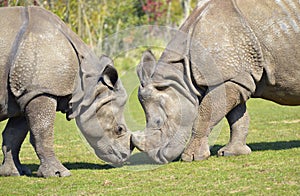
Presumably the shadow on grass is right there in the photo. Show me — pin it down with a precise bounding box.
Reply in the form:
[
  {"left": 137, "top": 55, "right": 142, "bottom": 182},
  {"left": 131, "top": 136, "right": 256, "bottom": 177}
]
[
  {"left": 25, "top": 162, "right": 113, "bottom": 171},
  {"left": 124, "top": 152, "right": 158, "bottom": 165},
  {"left": 248, "top": 140, "right": 300, "bottom": 151},
  {"left": 23, "top": 162, "right": 114, "bottom": 177},
  {"left": 64, "top": 162, "right": 114, "bottom": 170},
  {"left": 210, "top": 140, "right": 300, "bottom": 155}
]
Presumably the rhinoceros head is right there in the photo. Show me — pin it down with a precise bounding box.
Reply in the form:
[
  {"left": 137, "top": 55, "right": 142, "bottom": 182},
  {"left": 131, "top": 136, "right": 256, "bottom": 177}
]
[
  {"left": 132, "top": 50, "right": 199, "bottom": 163},
  {"left": 68, "top": 54, "right": 133, "bottom": 164}
]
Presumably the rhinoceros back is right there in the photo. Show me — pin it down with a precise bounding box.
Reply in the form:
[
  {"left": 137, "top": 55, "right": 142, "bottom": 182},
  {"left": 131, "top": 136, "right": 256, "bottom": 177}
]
[{"left": 6, "top": 7, "right": 79, "bottom": 111}]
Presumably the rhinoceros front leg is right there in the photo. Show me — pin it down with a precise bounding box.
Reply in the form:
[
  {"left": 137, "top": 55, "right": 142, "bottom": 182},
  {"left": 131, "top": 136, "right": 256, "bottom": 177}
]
[
  {"left": 181, "top": 82, "right": 251, "bottom": 161},
  {"left": 218, "top": 103, "right": 251, "bottom": 156},
  {"left": 0, "top": 116, "right": 31, "bottom": 176},
  {"left": 25, "top": 95, "right": 71, "bottom": 177}
]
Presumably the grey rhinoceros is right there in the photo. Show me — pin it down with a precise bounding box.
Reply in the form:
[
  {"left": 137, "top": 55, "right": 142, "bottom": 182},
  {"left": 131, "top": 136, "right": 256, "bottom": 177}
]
[
  {"left": 132, "top": 0, "right": 300, "bottom": 163},
  {"left": 0, "top": 6, "right": 132, "bottom": 177}
]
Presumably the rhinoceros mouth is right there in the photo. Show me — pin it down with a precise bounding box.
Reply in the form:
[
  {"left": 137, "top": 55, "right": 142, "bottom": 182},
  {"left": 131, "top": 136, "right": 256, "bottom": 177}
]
[
  {"left": 95, "top": 145, "right": 132, "bottom": 164},
  {"left": 112, "top": 148, "right": 131, "bottom": 164}
]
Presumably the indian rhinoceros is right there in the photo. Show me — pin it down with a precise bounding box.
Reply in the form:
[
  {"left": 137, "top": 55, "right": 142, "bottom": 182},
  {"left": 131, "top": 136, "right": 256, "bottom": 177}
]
[
  {"left": 0, "top": 6, "right": 132, "bottom": 177},
  {"left": 132, "top": 0, "right": 300, "bottom": 163}
]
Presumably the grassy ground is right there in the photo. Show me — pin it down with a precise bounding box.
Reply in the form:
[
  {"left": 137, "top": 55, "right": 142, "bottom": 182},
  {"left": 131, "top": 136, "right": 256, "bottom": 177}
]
[{"left": 0, "top": 95, "right": 299, "bottom": 195}]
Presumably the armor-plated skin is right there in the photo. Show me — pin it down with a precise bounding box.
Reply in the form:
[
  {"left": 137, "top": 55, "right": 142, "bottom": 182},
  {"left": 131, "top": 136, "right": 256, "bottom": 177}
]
[
  {"left": 132, "top": 0, "right": 300, "bottom": 163},
  {"left": 0, "top": 6, "right": 132, "bottom": 177}
]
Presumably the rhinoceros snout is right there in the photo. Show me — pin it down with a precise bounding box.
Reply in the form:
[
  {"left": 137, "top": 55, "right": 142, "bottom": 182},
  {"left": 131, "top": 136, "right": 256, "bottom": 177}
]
[{"left": 131, "top": 130, "right": 149, "bottom": 152}]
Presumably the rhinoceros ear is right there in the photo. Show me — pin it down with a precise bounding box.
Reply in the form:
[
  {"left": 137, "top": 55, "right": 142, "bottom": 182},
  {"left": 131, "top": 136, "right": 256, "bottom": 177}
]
[
  {"left": 102, "top": 65, "right": 118, "bottom": 89},
  {"left": 137, "top": 50, "right": 156, "bottom": 85},
  {"left": 99, "top": 55, "right": 118, "bottom": 89}
]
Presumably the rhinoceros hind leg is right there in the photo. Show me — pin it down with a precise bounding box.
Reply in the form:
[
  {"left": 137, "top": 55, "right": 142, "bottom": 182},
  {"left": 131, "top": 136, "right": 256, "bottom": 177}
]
[
  {"left": 25, "top": 95, "right": 71, "bottom": 177},
  {"left": 182, "top": 82, "right": 251, "bottom": 161},
  {"left": 218, "top": 103, "right": 252, "bottom": 156},
  {"left": 0, "top": 116, "right": 31, "bottom": 176}
]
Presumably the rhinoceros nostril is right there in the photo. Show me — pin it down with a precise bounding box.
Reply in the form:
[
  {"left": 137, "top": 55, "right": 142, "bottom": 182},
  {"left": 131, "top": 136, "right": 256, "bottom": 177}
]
[{"left": 120, "top": 152, "right": 129, "bottom": 161}]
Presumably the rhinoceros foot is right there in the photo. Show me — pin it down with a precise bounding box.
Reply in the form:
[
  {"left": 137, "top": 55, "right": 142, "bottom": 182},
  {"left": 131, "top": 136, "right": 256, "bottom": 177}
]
[
  {"left": 37, "top": 157, "right": 71, "bottom": 177},
  {"left": 0, "top": 162, "right": 31, "bottom": 176},
  {"left": 217, "top": 143, "right": 251, "bottom": 157},
  {"left": 181, "top": 136, "right": 210, "bottom": 162}
]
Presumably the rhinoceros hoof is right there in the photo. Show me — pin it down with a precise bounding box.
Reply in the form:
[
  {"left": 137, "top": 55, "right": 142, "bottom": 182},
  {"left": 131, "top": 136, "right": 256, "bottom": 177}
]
[
  {"left": 181, "top": 152, "right": 194, "bottom": 162},
  {"left": 181, "top": 151, "right": 210, "bottom": 162},
  {"left": 181, "top": 139, "right": 210, "bottom": 162},
  {"left": 181, "top": 146, "right": 210, "bottom": 162},
  {"left": 37, "top": 161, "right": 71, "bottom": 177},
  {"left": 193, "top": 151, "right": 210, "bottom": 161},
  {"left": 217, "top": 144, "right": 252, "bottom": 157},
  {"left": 0, "top": 162, "right": 30, "bottom": 176}
]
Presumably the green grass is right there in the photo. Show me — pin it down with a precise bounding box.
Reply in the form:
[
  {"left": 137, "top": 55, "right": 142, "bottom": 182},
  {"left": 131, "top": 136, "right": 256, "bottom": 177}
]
[{"left": 0, "top": 96, "right": 300, "bottom": 195}]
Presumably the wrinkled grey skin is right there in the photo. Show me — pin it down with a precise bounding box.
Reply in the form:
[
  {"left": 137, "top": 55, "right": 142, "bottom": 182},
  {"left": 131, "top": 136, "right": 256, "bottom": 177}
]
[
  {"left": 0, "top": 6, "right": 132, "bottom": 177},
  {"left": 132, "top": 0, "right": 300, "bottom": 163}
]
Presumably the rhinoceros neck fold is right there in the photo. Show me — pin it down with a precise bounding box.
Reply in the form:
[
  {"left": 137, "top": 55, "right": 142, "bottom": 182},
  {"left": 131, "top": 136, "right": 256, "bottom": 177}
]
[
  {"left": 158, "top": 3, "right": 210, "bottom": 99},
  {"left": 152, "top": 62, "right": 199, "bottom": 106},
  {"left": 68, "top": 53, "right": 108, "bottom": 119}
]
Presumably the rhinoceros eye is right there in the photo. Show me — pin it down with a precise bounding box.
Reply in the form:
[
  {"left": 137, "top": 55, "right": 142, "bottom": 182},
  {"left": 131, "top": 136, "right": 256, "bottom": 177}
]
[
  {"left": 155, "top": 119, "right": 162, "bottom": 127},
  {"left": 115, "top": 124, "right": 126, "bottom": 136},
  {"left": 155, "top": 86, "right": 168, "bottom": 91}
]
